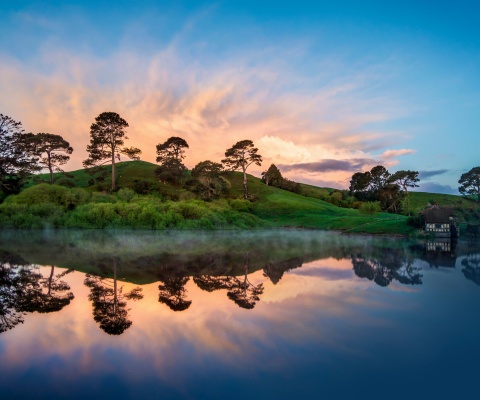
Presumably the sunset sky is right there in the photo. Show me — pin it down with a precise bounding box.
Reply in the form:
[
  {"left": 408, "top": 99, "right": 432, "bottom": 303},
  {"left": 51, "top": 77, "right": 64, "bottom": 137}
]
[{"left": 1, "top": 1, "right": 479, "bottom": 193}]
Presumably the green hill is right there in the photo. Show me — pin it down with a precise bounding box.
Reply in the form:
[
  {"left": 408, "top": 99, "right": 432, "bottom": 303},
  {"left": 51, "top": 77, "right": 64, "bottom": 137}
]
[{"left": 8, "top": 160, "right": 479, "bottom": 234}]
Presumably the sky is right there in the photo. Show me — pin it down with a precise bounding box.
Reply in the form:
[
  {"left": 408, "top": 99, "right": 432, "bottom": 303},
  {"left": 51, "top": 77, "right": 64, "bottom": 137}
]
[{"left": 1, "top": 0, "right": 479, "bottom": 193}]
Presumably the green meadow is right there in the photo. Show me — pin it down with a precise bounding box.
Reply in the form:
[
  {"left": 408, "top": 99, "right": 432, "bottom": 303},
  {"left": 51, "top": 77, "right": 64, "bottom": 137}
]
[{"left": 1, "top": 160, "right": 478, "bottom": 235}]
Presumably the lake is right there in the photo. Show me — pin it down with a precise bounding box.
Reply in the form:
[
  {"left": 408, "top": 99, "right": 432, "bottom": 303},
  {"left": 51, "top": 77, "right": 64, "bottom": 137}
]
[{"left": 1, "top": 229, "right": 479, "bottom": 399}]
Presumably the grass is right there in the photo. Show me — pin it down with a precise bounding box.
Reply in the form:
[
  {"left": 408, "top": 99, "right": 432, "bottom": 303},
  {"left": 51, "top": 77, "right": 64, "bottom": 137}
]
[{"left": 8, "top": 160, "right": 479, "bottom": 235}]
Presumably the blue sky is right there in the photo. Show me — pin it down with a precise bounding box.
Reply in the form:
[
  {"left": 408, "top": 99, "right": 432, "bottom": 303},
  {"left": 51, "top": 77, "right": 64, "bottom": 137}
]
[{"left": 1, "top": 0, "right": 479, "bottom": 193}]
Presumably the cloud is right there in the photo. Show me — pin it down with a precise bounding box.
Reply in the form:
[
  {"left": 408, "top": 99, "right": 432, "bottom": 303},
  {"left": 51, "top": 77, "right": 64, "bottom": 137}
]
[
  {"left": 278, "top": 158, "right": 380, "bottom": 173},
  {"left": 379, "top": 148, "right": 416, "bottom": 158},
  {"left": 414, "top": 182, "right": 458, "bottom": 194},
  {"left": 418, "top": 169, "right": 449, "bottom": 180}
]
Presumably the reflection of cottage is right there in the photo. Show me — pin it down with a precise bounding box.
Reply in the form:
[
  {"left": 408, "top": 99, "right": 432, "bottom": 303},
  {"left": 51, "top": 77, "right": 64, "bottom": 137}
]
[{"left": 421, "top": 205, "right": 458, "bottom": 238}]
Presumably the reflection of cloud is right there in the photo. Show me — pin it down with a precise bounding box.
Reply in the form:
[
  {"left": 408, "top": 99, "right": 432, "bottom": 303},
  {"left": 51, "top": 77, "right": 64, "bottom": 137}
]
[
  {"left": 419, "top": 169, "right": 449, "bottom": 179},
  {"left": 414, "top": 182, "right": 458, "bottom": 194}
]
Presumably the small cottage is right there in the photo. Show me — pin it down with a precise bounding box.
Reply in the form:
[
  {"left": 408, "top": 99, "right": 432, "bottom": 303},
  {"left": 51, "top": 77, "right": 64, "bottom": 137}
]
[{"left": 421, "top": 205, "right": 458, "bottom": 238}]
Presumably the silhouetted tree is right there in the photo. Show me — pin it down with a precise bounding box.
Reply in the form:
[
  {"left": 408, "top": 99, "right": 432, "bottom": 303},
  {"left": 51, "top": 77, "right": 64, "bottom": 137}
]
[
  {"left": 32, "top": 133, "right": 73, "bottom": 184},
  {"left": 193, "top": 275, "right": 234, "bottom": 292},
  {"left": 158, "top": 276, "right": 192, "bottom": 311},
  {"left": 261, "top": 164, "right": 283, "bottom": 186},
  {"left": 390, "top": 170, "right": 419, "bottom": 215},
  {"left": 83, "top": 112, "right": 141, "bottom": 190},
  {"left": 222, "top": 140, "right": 262, "bottom": 199},
  {"left": 155, "top": 137, "right": 189, "bottom": 185},
  {"left": 84, "top": 258, "right": 143, "bottom": 335},
  {"left": 0, "top": 114, "right": 39, "bottom": 197},
  {"left": 458, "top": 166, "right": 480, "bottom": 203}
]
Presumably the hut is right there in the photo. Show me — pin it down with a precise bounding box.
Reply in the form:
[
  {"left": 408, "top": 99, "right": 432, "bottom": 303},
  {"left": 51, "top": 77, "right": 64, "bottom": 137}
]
[{"left": 421, "top": 205, "right": 458, "bottom": 238}]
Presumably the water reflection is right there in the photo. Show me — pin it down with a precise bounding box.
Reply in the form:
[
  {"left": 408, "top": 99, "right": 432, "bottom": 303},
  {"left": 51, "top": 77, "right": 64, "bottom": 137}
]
[
  {"left": 1, "top": 251, "right": 74, "bottom": 333},
  {"left": 1, "top": 230, "right": 480, "bottom": 336},
  {"left": 351, "top": 247, "right": 422, "bottom": 287},
  {"left": 85, "top": 258, "right": 144, "bottom": 335},
  {"left": 461, "top": 253, "right": 480, "bottom": 286}
]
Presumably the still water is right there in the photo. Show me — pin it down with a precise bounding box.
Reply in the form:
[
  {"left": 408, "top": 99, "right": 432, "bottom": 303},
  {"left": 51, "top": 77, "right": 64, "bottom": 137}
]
[{"left": 1, "top": 230, "right": 479, "bottom": 399}]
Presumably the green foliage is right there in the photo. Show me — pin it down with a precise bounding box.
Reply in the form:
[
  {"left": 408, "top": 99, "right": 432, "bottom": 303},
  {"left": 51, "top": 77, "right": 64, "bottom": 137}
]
[
  {"left": 91, "top": 192, "right": 117, "bottom": 203},
  {"left": 229, "top": 199, "right": 254, "bottom": 212},
  {"left": 116, "top": 188, "right": 136, "bottom": 202},
  {"left": 406, "top": 214, "right": 425, "bottom": 228},
  {"left": 55, "top": 177, "right": 76, "bottom": 187},
  {"left": 359, "top": 201, "right": 382, "bottom": 215},
  {"left": 458, "top": 166, "right": 480, "bottom": 203}
]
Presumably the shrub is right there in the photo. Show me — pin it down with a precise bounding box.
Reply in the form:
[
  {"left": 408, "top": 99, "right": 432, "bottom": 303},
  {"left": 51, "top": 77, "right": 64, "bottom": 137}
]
[
  {"left": 55, "top": 177, "right": 77, "bottom": 188},
  {"left": 359, "top": 201, "right": 381, "bottom": 215},
  {"left": 116, "top": 188, "right": 136, "bottom": 203},
  {"left": 91, "top": 192, "right": 117, "bottom": 203},
  {"left": 229, "top": 199, "right": 253, "bottom": 212}
]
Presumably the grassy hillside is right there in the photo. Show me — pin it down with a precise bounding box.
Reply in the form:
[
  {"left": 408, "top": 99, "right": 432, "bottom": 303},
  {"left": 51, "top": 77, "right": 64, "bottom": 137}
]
[{"left": 11, "top": 160, "right": 479, "bottom": 234}]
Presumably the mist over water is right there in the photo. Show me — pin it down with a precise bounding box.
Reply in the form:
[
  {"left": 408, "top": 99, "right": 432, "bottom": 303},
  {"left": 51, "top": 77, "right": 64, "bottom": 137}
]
[{"left": 1, "top": 229, "right": 479, "bottom": 399}]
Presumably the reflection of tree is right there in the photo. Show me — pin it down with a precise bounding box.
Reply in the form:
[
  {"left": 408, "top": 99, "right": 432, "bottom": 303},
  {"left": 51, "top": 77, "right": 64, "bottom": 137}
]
[
  {"left": 0, "top": 263, "right": 25, "bottom": 333},
  {"left": 263, "top": 257, "right": 303, "bottom": 285},
  {"left": 85, "top": 258, "right": 143, "bottom": 335},
  {"left": 16, "top": 265, "right": 74, "bottom": 313},
  {"left": 461, "top": 253, "right": 480, "bottom": 286},
  {"left": 158, "top": 277, "right": 192, "bottom": 311},
  {"left": 194, "top": 254, "right": 264, "bottom": 310},
  {"left": 1, "top": 252, "right": 74, "bottom": 333},
  {"left": 223, "top": 253, "right": 264, "bottom": 309},
  {"left": 351, "top": 249, "right": 422, "bottom": 287}
]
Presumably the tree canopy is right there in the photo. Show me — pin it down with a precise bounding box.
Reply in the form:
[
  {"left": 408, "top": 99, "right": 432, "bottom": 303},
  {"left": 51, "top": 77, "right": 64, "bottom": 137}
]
[
  {"left": 83, "top": 112, "right": 141, "bottom": 190},
  {"left": 0, "top": 114, "right": 39, "bottom": 197},
  {"left": 155, "top": 136, "right": 189, "bottom": 185},
  {"left": 222, "top": 140, "right": 262, "bottom": 199},
  {"left": 190, "top": 160, "right": 225, "bottom": 199},
  {"left": 32, "top": 133, "right": 73, "bottom": 184},
  {"left": 458, "top": 166, "right": 480, "bottom": 203}
]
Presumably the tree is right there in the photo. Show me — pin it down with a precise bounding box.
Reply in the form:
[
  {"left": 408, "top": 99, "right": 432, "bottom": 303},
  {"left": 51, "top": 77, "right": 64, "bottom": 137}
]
[
  {"left": 261, "top": 164, "right": 283, "bottom": 186},
  {"left": 0, "top": 114, "right": 39, "bottom": 196},
  {"left": 458, "top": 166, "right": 480, "bottom": 203},
  {"left": 370, "top": 165, "right": 391, "bottom": 192},
  {"left": 84, "top": 258, "right": 143, "bottom": 335},
  {"left": 349, "top": 171, "right": 372, "bottom": 197},
  {"left": 155, "top": 137, "right": 189, "bottom": 185},
  {"left": 83, "top": 112, "right": 141, "bottom": 190},
  {"left": 190, "top": 160, "right": 225, "bottom": 200},
  {"left": 156, "top": 136, "right": 189, "bottom": 164},
  {"left": 390, "top": 170, "right": 419, "bottom": 215},
  {"left": 222, "top": 140, "right": 262, "bottom": 199},
  {"left": 32, "top": 133, "right": 73, "bottom": 184}
]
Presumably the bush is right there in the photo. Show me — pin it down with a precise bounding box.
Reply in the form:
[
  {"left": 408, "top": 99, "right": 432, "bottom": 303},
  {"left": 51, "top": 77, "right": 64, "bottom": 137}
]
[
  {"left": 91, "top": 192, "right": 117, "bottom": 203},
  {"left": 116, "top": 188, "right": 136, "bottom": 203},
  {"left": 55, "top": 177, "right": 77, "bottom": 188},
  {"left": 406, "top": 214, "right": 425, "bottom": 228},
  {"left": 359, "top": 201, "right": 381, "bottom": 215},
  {"left": 229, "top": 199, "right": 253, "bottom": 212}
]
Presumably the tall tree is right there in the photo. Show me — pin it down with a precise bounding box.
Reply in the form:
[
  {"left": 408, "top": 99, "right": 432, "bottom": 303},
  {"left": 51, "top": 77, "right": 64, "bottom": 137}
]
[
  {"left": 155, "top": 137, "right": 189, "bottom": 185},
  {"left": 458, "top": 166, "right": 480, "bottom": 203},
  {"left": 190, "top": 160, "right": 224, "bottom": 200},
  {"left": 370, "top": 165, "right": 391, "bottom": 192},
  {"left": 390, "top": 170, "right": 419, "bottom": 215},
  {"left": 32, "top": 133, "right": 73, "bottom": 184},
  {"left": 0, "top": 114, "right": 39, "bottom": 196},
  {"left": 83, "top": 112, "right": 141, "bottom": 190},
  {"left": 222, "top": 140, "right": 262, "bottom": 199}
]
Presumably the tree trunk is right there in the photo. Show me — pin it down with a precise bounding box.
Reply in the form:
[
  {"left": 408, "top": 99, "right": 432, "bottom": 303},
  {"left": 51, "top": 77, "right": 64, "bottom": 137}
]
[
  {"left": 48, "top": 152, "right": 54, "bottom": 184},
  {"left": 48, "top": 265, "right": 54, "bottom": 296},
  {"left": 113, "top": 258, "right": 118, "bottom": 313},
  {"left": 242, "top": 167, "right": 248, "bottom": 199},
  {"left": 111, "top": 152, "right": 116, "bottom": 190}
]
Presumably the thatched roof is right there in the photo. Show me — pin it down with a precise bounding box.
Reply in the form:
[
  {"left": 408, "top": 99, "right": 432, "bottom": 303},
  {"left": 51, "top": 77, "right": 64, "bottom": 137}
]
[{"left": 421, "top": 205, "right": 455, "bottom": 223}]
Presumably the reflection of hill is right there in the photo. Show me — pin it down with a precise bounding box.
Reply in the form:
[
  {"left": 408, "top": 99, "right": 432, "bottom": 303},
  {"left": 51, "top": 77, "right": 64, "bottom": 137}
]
[{"left": 1, "top": 230, "right": 480, "bottom": 289}]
